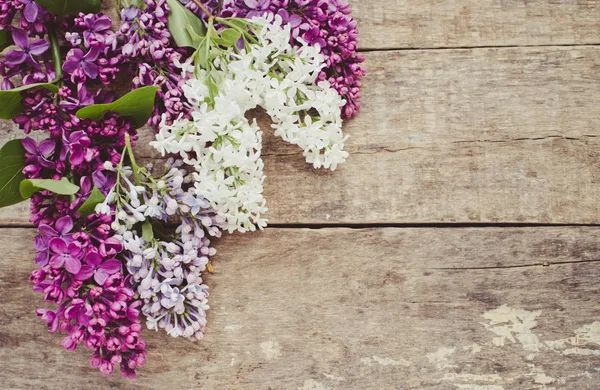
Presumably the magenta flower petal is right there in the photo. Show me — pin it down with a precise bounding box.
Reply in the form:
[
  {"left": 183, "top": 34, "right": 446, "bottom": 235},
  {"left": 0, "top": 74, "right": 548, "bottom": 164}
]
[
  {"left": 55, "top": 216, "right": 73, "bottom": 235},
  {"left": 49, "top": 254, "right": 66, "bottom": 269},
  {"left": 81, "top": 61, "right": 99, "bottom": 79},
  {"left": 11, "top": 29, "right": 29, "bottom": 49},
  {"left": 38, "top": 139, "right": 56, "bottom": 157},
  {"left": 28, "top": 39, "right": 49, "bottom": 56},
  {"left": 244, "top": 0, "right": 259, "bottom": 7},
  {"left": 75, "top": 265, "right": 95, "bottom": 281},
  {"left": 5, "top": 50, "right": 27, "bottom": 67},
  {"left": 94, "top": 269, "right": 110, "bottom": 286},
  {"left": 99, "top": 259, "right": 121, "bottom": 275},
  {"left": 49, "top": 237, "right": 67, "bottom": 254},
  {"left": 84, "top": 252, "right": 103, "bottom": 267},
  {"left": 23, "top": 1, "right": 39, "bottom": 23},
  {"left": 64, "top": 256, "right": 82, "bottom": 274},
  {"left": 92, "top": 16, "right": 112, "bottom": 32},
  {"left": 38, "top": 224, "right": 58, "bottom": 237},
  {"left": 21, "top": 137, "right": 38, "bottom": 154}
]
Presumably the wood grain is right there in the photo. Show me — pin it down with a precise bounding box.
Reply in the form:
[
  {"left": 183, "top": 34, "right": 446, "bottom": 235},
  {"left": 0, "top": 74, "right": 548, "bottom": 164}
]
[
  {"left": 104, "top": 0, "right": 600, "bottom": 50},
  {"left": 2, "top": 46, "right": 600, "bottom": 225},
  {"left": 350, "top": 0, "right": 600, "bottom": 50},
  {"left": 0, "top": 227, "right": 598, "bottom": 389}
]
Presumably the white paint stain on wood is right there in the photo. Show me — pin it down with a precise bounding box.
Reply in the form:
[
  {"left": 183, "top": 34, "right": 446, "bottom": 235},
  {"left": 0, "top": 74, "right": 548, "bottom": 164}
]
[
  {"left": 534, "top": 373, "right": 556, "bottom": 385},
  {"left": 224, "top": 324, "right": 243, "bottom": 332},
  {"left": 260, "top": 340, "right": 282, "bottom": 360},
  {"left": 462, "top": 343, "right": 482, "bottom": 354},
  {"left": 546, "top": 322, "right": 600, "bottom": 356},
  {"left": 360, "top": 356, "right": 412, "bottom": 367},
  {"left": 481, "top": 305, "right": 542, "bottom": 351},
  {"left": 322, "top": 373, "right": 345, "bottom": 382},
  {"left": 426, "top": 347, "right": 457, "bottom": 370},
  {"left": 297, "top": 379, "right": 331, "bottom": 390}
]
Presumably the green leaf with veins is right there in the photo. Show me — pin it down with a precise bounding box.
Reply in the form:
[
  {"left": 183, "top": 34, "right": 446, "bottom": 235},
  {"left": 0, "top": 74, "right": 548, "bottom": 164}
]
[
  {"left": 76, "top": 86, "right": 159, "bottom": 128},
  {"left": 166, "top": 0, "right": 206, "bottom": 48},
  {"left": 0, "top": 83, "right": 58, "bottom": 120},
  {"left": 20, "top": 178, "right": 80, "bottom": 199},
  {"left": 33, "top": 0, "right": 101, "bottom": 18},
  {"left": 0, "top": 140, "right": 27, "bottom": 208}
]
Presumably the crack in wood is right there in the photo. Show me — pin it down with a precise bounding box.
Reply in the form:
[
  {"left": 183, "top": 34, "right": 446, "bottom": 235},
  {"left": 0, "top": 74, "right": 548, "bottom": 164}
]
[{"left": 433, "top": 259, "right": 600, "bottom": 271}]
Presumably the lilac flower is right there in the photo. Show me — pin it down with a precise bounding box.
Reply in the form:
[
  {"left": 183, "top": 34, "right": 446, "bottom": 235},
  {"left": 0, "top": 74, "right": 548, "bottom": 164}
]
[
  {"left": 22, "top": 137, "right": 56, "bottom": 169},
  {"left": 49, "top": 237, "right": 83, "bottom": 274},
  {"left": 303, "top": 27, "right": 326, "bottom": 48},
  {"left": 76, "top": 252, "right": 122, "bottom": 286},
  {"left": 79, "top": 14, "right": 113, "bottom": 48},
  {"left": 63, "top": 47, "right": 100, "bottom": 81},
  {"left": 244, "top": 0, "right": 271, "bottom": 18},
  {"left": 4, "top": 28, "right": 48, "bottom": 68},
  {"left": 17, "top": 0, "right": 39, "bottom": 23},
  {"left": 38, "top": 215, "right": 74, "bottom": 242}
]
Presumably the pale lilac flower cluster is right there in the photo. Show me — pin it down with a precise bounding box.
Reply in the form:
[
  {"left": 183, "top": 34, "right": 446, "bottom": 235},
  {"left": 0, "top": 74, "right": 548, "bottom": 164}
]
[
  {"left": 152, "top": 15, "right": 347, "bottom": 232},
  {"left": 97, "top": 158, "right": 223, "bottom": 339},
  {"left": 184, "top": 0, "right": 366, "bottom": 118}
]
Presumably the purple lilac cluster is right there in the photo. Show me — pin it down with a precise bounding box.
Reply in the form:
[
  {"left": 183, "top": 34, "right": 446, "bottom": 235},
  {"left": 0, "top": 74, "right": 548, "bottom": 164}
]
[
  {"left": 0, "top": 0, "right": 52, "bottom": 89},
  {"left": 22, "top": 109, "right": 146, "bottom": 378},
  {"left": 184, "top": 0, "right": 366, "bottom": 119},
  {"left": 119, "top": 0, "right": 190, "bottom": 126},
  {"left": 0, "top": 2, "right": 147, "bottom": 378}
]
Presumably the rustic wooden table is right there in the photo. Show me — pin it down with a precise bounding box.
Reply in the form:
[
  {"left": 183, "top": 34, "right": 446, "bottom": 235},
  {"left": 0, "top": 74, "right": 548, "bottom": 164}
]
[{"left": 1, "top": 1, "right": 599, "bottom": 389}]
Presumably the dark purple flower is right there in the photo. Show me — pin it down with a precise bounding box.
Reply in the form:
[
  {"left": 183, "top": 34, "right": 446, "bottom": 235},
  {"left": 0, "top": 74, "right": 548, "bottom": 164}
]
[
  {"left": 22, "top": 137, "right": 56, "bottom": 169},
  {"left": 17, "top": 0, "right": 40, "bottom": 23},
  {"left": 49, "top": 237, "right": 83, "bottom": 274},
  {"left": 4, "top": 28, "right": 48, "bottom": 68},
  {"left": 75, "top": 252, "right": 122, "bottom": 286},
  {"left": 38, "top": 215, "right": 74, "bottom": 242},
  {"left": 303, "top": 27, "right": 326, "bottom": 48},
  {"left": 63, "top": 47, "right": 100, "bottom": 81}
]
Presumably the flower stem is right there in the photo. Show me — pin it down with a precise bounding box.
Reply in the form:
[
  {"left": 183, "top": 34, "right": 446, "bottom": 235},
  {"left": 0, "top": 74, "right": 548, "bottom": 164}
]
[
  {"left": 48, "top": 28, "right": 62, "bottom": 82},
  {"left": 125, "top": 134, "right": 141, "bottom": 185},
  {"left": 191, "top": 0, "right": 214, "bottom": 19}
]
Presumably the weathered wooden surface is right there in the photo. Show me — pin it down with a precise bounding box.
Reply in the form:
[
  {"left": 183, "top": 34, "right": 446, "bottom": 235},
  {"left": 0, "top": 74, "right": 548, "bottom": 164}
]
[
  {"left": 3, "top": 46, "right": 600, "bottom": 225},
  {"left": 351, "top": 0, "right": 600, "bottom": 50},
  {"left": 0, "top": 228, "right": 598, "bottom": 389},
  {"left": 2, "top": 1, "right": 600, "bottom": 389},
  {"left": 104, "top": 0, "right": 600, "bottom": 50}
]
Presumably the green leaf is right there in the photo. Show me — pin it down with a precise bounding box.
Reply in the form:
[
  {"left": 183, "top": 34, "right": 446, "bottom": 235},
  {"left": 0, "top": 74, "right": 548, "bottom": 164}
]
[
  {"left": 76, "top": 86, "right": 159, "bottom": 128},
  {"left": 0, "top": 28, "right": 13, "bottom": 51},
  {"left": 77, "top": 186, "right": 105, "bottom": 217},
  {"left": 215, "top": 28, "right": 241, "bottom": 47},
  {"left": 128, "top": 0, "right": 147, "bottom": 9},
  {"left": 33, "top": 0, "right": 101, "bottom": 17},
  {"left": 142, "top": 221, "right": 154, "bottom": 242},
  {"left": 20, "top": 178, "right": 80, "bottom": 199},
  {"left": 166, "top": 0, "right": 207, "bottom": 48},
  {"left": 0, "top": 139, "right": 27, "bottom": 208},
  {"left": 0, "top": 83, "right": 58, "bottom": 120}
]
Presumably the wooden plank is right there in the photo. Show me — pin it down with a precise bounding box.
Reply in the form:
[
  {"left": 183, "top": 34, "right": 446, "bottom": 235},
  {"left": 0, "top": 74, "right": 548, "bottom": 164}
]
[
  {"left": 350, "top": 0, "right": 600, "bottom": 50},
  {"left": 0, "top": 227, "right": 598, "bottom": 388},
  {"left": 2, "top": 46, "right": 600, "bottom": 225},
  {"left": 105, "top": 0, "right": 600, "bottom": 50}
]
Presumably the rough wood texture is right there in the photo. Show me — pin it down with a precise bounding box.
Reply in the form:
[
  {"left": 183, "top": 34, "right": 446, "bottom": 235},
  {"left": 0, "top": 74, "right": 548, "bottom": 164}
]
[
  {"left": 0, "top": 227, "right": 598, "bottom": 389},
  {"left": 2, "top": 46, "right": 600, "bottom": 225},
  {"left": 351, "top": 0, "right": 600, "bottom": 50}
]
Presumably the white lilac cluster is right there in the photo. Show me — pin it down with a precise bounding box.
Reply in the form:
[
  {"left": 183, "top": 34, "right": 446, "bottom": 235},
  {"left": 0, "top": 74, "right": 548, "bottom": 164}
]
[
  {"left": 151, "top": 14, "right": 348, "bottom": 233},
  {"left": 96, "top": 159, "right": 222, "bottom": 339}
]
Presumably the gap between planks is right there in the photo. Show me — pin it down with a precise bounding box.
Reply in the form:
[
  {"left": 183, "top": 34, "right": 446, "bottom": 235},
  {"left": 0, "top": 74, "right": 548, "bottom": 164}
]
[{"left": 358, "top": 42, "right": 600, "bottom": 53}]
